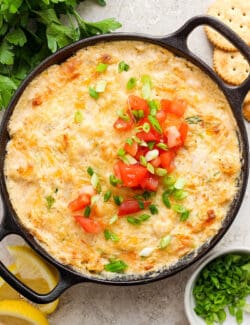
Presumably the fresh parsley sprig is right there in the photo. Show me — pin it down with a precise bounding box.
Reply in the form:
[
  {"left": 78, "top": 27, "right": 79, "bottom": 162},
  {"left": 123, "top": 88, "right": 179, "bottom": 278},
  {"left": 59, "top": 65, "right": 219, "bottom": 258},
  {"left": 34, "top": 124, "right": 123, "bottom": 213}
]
[{"left": 0, "top": 0, "right": 121, "bottom": 110}]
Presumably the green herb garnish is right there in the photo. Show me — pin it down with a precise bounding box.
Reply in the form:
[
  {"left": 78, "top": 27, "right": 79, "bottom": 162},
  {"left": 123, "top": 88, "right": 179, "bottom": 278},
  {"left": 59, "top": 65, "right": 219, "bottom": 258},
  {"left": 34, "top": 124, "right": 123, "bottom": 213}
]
[
  {"left": 96, "top": 62, "right": 108, "bottom": 72},
  {"left": 159, "top": 235, "right": 172, "bottom": 249},
  {"left": 46, "top": 195, "right": 55, "bottom": 209},
  {"left": 104, "top": 229, "right": 119, "bottom": 242},
  {"left": 127, "top": 214, "right": 151, "bottom": 225},
  {"left": 149, "top": 204, "right": 158, "bottom": 215},
  {"left": 109, "top": 174, "right": 122, "bottom": 186},
  {"left": 84, "top": 206, "right": 91, "bottom": 217},
  {"left": 118, "top": 61, "right": 130, "bottom": 72},
  {"left": 104, "top": 259, "right": 128, "bottom": 273},
  {"left": 89, "top": 87, "right": 99, "bottom": 99},
  {"left": 141, "top": 75, "right": 152, "bottom": 100},
  {"left": 162, "top": 191, "right": 171, "bottom": 208},
  {"left": 148, "top": 115, "right": 162, "bottom": 134},
  {"left": 113, "top": 195, "right": 123, "bottom": 206},
  {"left": 185, "top": 116, "right": 203, "bottom": 124},
  {"left": 104, "top": 190, "right": 112, "bottom": 202},
  {"left": 148, "top": 100, "right": 159, "bottom": 116},
  {"left": 87, "top": 166, "right": 94, "bottom": 176},
  {"left": 126, "top": 77, "right": 137, "bottom": 90}
]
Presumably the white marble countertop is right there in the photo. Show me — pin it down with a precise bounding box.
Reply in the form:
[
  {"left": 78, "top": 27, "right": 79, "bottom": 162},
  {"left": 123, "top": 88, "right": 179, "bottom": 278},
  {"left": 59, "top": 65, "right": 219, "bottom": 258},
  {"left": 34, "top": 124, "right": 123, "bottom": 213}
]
[{"left": 1, "top": 1, "right": 250, "bottom": 324}]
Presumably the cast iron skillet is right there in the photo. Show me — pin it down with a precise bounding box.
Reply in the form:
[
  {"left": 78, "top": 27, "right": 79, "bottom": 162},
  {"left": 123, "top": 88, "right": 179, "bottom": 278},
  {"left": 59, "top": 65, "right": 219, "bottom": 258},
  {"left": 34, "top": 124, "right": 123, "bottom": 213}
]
[{"left": 0, "top": 15, "right": 249, "bottom": 304}]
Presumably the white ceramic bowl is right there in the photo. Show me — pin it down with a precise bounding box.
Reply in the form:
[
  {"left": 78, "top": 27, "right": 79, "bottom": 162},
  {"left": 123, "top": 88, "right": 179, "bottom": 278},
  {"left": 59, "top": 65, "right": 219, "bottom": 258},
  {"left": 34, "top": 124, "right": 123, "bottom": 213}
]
[{"left": 184, "top": 247, "right": 250, "bottom": 325}]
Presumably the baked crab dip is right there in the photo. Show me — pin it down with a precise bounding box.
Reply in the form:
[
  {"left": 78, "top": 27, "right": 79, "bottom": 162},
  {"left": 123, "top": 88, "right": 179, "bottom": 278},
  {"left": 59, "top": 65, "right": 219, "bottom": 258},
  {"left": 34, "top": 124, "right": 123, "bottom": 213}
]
[{"left": 4, "top": 41, "right": 241, "bottom": 277}]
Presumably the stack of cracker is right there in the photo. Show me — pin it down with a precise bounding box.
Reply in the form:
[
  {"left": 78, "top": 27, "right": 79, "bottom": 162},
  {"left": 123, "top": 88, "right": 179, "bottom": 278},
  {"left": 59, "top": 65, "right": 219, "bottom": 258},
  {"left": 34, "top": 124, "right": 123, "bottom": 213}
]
[{"left": 205, "top": 0, "right": 250, "bottom": 121}]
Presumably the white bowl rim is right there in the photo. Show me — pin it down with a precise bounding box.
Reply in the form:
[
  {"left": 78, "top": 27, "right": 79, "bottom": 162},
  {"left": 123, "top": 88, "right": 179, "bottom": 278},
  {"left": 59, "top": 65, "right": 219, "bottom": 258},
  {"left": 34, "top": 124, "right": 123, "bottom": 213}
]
[{"left": 184, "top": 246, "right": 250, "bottom": 325}]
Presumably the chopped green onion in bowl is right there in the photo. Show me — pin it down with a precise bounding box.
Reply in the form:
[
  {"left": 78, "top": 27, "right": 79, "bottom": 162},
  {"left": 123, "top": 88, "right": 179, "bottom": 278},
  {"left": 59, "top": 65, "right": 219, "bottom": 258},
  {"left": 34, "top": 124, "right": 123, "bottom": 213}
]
[{"left": 184, "top": 248, "right": 250, "bottom": 325}]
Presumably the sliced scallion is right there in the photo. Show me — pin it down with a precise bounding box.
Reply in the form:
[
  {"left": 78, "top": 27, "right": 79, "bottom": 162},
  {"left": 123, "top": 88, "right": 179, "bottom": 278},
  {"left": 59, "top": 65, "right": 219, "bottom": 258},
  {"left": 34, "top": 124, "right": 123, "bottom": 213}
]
[
  {"left": 87, "top": 166, "right": 94, "bottom": 176},
  {"left": 148, "top": 115, "right": 162, "bottom": 134},
  {"left": 104, "top": 190, "right": 112, "bottom": 202},
  {"left": 159, "top": 235, "right": 172, "bottom": 249},
  {"left": 96, "top": 62, "right": 108, "bottom": 72},
  {"left": 89, "top": 87, "right": 99, "bottom": 99},
  {"left": 155, "top": 168, "right": 167, "bottom": 176},
  {"left": 104, "top": 229, "right": 119, "bottom": 242},
  {"left": 109, "top": 174, "right": 122, "bottom": 186},
  {"left": 104, "top": 259, "right": 127, "bottom": 273},
  {"left": 162, "top": 191, "right": 171, "bottom": 208},
  {"left": 109, "top": 215, "right": 118, "bottom": 225},
  {"left": 96, "top": 80, "right": 107, "bottom": 93},
  {"left": 145, "top": 149, "right": 159, "bottom": 162},
  {"left": 149, "top": 204, "right": 158, "bottom": 214},
  {"left": 84, "top": 206, "right": 91, "bottom": 217},
  {"left": 118, "top": 61, "right": 130, "bottom": 73},
  {"left": 141, "top": 75, "right": 152, "bottom": 100},
  {"left": 142, "top": 122, "right": 150, "bottom": 133},
  {"left": 147, "top": 162, "right": 154, "bottom": 174},
  {"left": 126, "top": 77, "right": 137, "bottom": 90},
  {"left": 113, "top": 195, "right": 123, "bottom": 206}
]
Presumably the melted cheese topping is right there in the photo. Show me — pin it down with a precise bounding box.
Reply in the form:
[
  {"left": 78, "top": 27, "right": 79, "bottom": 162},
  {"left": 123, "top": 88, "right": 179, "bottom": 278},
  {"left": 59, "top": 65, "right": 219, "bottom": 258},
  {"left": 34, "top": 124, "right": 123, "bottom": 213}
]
[{"left": 4, "top": 41, "right": 241, "bottom": 277}]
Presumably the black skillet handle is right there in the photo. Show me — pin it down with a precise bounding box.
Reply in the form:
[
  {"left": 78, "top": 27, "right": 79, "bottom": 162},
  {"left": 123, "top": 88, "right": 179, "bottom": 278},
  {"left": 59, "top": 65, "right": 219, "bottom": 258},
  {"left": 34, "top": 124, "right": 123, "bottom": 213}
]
[
  {"left": 161, "top": 15, "right": 250, "bottom": 106},
  {"left": 0, "top": 213, "right": 83, "bottom": 304}
]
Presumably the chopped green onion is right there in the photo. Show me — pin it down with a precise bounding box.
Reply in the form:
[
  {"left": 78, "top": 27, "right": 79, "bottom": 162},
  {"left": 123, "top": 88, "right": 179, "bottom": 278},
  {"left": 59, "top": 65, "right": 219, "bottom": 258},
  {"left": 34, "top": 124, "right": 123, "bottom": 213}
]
[
  {"left": 104, "top": 229, "right": 119, "bottom": 242},
  {"left": 162, "top": 191, "right": 171, "bottom": 208},
  {"left": 174, "top": 177, "right": 186, "bottom": 189},
  {"left": 84, "top": 206, "right": 91, "bottom": 217},
  {"left": 155, "top": 168, "right": 167, "bottom": 176},
  {"left": 104, "top": 260, "right": 128, "bottom": 273},
  {"left": 118, "top": 61, "right": 130, "bottom": 73},
  {"left": 147, "top": 141, "right": 155, "bottom": 150},
  {"left": 163, "top": 175, "right": 176, "bottom": 187},
  {"left": 89, "top": 87, "right": 99, "bottom": 99},
  {"left": 126, "top": 138, "right": 133, "bottom": 145},
  {"left": 142, "top": 191, "right": 152, "bottom": 200},
  {"left": 96, "top": 62, "right": 108, "bottom": 72},
  {"left": 109, "top": 174, "right": 122, "bottom": 186},
  {"left": 149, "top": 204, "right": 158, "bottom": 214},
  {"left": 126, "top": 77, "right": 137, "bottom": 90},
  {"left": 173, "top": 189, "right": 188, "bottom": 201},
  {"left": 46, "top": 195, "right": 55, "bottom": 209},
  {"left": 104, "top": 190, "right": 112, "bottom": 202},
  {"left": 140, "top": 155, "right": 147, "bottom": 166},
  {"left": 159, "top": 235, "right": 172, "bottom": 249},
  {"left": 172, "top": 204, "right": 186, "bottom": 213},
  {"left": 117, "top": 110, "right": 130, "bottom": 122},
  {"left": 148, "top": 115, "right": 162, "bottom": 134},
  {"left": 157, "top": 143, "right": 168, "bottom": 150},
  {"left": 127, "top": 214, "right": 151, "bottom": 225},
  {"left": 74, "top": 110, "right": 83, "bottom": 123},
  {"left": 109, "top": 215, "right": 118, "bottom": 225},
  {"left": 91, "top": 173, "right": 101, "bottom": 193},
  {"left": 87, "top": 166, "right": 94, "bottom": 176},
  {"left": 180, "top": 210, "right": 190, "bottom": 221},
  {"left": 142, "top": 122, "right": 150, "bottom": 133},
  {"left": 141, "top": 75, "right": 152, "bottom": 100},
  {"left": 138, "top": 200, "right": 144, "bottom": 209},
  {"left": 117, "top": 148, "right": 126, "bottom": 157},
  {"left": 119, "top": 154, "right": 137, "bottom": 165},
  {"left": 132, "top": 109, "right": 144, "bottom": 120},
  {"left": 91, "top": 194, "right": 99, "bottom": 205},
  {"left": 113, "top": 195, "right": 123, "bottom": 206},
  {"left": 139, "top": 247, "right": 154, "bottom": 257},
  {"left": 147, "top": 162, "right": 154, "bottom": 174},
  {"left": 185, "top": 116, "right": 202, "bottom": 124},
  {"left": 145, "top": 149, "right": 159, "bottom": 162},
  {"left": 148, "top": 100, "right": 159, "bottom": 116},
  {"left": 132, "top": 135, "right": 142, "bottom": 144},
  {"left": 96, "top": 80, "right": 107, "bottom": 93}
]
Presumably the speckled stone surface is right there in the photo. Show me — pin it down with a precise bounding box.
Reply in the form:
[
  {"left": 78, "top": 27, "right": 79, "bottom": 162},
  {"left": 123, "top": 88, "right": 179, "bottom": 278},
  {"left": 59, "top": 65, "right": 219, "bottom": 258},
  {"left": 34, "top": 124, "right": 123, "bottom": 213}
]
[{"left": 1, "top": 1, "right": 250, "bottom": 324}]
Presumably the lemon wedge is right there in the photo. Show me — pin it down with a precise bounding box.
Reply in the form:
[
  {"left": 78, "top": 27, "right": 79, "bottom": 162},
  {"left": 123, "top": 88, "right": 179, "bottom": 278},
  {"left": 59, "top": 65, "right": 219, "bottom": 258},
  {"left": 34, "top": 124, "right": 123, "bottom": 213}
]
[
  {"left": 0, "top": 264, "right": 20, "bottom": 301},
  {"left": 0, "top": 300, "right": 49, "bottom": 325},
  {"left": 5, "top": 245, "right": 59, "bottom": 314}
]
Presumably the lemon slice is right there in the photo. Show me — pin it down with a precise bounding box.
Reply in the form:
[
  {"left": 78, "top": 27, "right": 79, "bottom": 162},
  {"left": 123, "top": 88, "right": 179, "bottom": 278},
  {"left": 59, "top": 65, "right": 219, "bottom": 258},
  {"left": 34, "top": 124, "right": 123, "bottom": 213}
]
[
  {"left": 6, "top": 245, "right": 59, "bottom": 314},
  {"left": 0, "top": 300, "right": 49, "bottom": 325},
  {"left": 0, "top": 264, "right": 20, "bottom": 301}
]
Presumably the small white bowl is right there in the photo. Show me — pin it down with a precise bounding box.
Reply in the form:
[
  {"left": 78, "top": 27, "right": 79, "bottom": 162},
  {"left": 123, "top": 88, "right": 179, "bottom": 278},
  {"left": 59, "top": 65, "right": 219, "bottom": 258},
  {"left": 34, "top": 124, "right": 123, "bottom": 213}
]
[{"left": 184, "top": 247, "right": 250, "bottom": 325}]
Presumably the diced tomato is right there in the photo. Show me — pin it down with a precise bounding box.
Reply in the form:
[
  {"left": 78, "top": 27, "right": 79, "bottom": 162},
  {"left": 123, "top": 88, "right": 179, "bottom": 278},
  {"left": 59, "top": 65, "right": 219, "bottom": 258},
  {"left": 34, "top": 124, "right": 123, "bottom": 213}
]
[
  {"left": 118, "top": 199, "right": 151, "bottom": 216},
  {"left": 117, "top": 161, "right": 148, "bottom": 187},
  {"left": 74, "top": 216, "right": 102, "bottom": 234},
  {"left": 150, "top": 156, "right": 161, "bottom": 168},
  {"left": 113, "top": 117, "right": 133, "bottom": 131},
  {"left": 162, "top": 113, "right": 182, "bottom": 132},
  {"left": 128, "top": 95, "right": 149, "bottom": 116},
  {"left": 160, "top": 150, "right": 176, "bottom": 172},
  {"left": 156, "top": 110, "right": 167, "bottom": 124},
  {"left": 161, "top": 98, "right": 187, "bottom": 117},
  {"left": 141, "top": 174, "right": 159, "bottom": 191},
  {"left": 114, "top": 161, "right": 122, "bottom": 180},
  {"left": 161, "top": 99, "right": 172, "bottom": 113},
  {"left": 124, "top": 141, "right": 138, "bottom": 157},
  {"left": 135, "top": 146, "right": 148, "bottom": 161},
  {"left": 137, "top": 128, "right": 162, "bottom": 142},
  {"left": 179, "top": 122, "right": 189, "bottom": 145},
  {"left": 166, "top": 126, "right": 182, "bottom": 148},
  {"left": 68, "top": 194, "right": 90, "bottom": 212},
  {"left": 79, "top": 185, "right": 95, "bottom": 196}
]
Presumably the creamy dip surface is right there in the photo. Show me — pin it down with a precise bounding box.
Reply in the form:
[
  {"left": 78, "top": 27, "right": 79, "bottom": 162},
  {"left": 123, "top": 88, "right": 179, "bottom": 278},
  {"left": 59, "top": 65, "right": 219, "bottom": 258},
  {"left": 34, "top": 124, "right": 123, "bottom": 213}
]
[{"left": 4, "top": 41, "right": 241, "bottom": 277}]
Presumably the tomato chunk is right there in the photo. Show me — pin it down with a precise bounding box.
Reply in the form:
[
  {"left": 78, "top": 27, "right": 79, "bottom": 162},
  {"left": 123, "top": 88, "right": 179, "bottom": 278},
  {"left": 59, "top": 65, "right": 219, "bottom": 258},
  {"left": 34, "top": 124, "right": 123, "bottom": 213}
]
[
  {"left": 141, "top": 174, "right": 159, "bottom": 191},
  {"left": 166, "top": 126, "right": 182, "bottom": 148},
  {"left": 150, "top": 156, "right": 161, "bottom": 168},
  {"left": 156, "top": 110, "right": 167, "bottom": 124},
  {"left": 161, "top": 99, "right": 187, "bottom": 117},
  {"left": 124, "top": 141, "right": 138, "bottom": 157},
  {"left": 128, "top": 95, "right": 149, "bottom": 116},
  {"left": 160, "top": 150, "right": 176, "bottom": 172},
  {"left": 118, "top": 199, "right": 151, "bottom": 216},
  {"left": 113, "top": 117, "right": 133, "bottom": 131},
  {"left": 118, "top": 161, "right": 148, "bottom": 187},
  {"left": 179, "top": 122, "right": 189, "bottom": 145},
  {"left": 68, "top": 194, "right": 90, "bottom": 211},
  {"left": 74, "top": 216, "right": 102, "bottom": 234}
]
